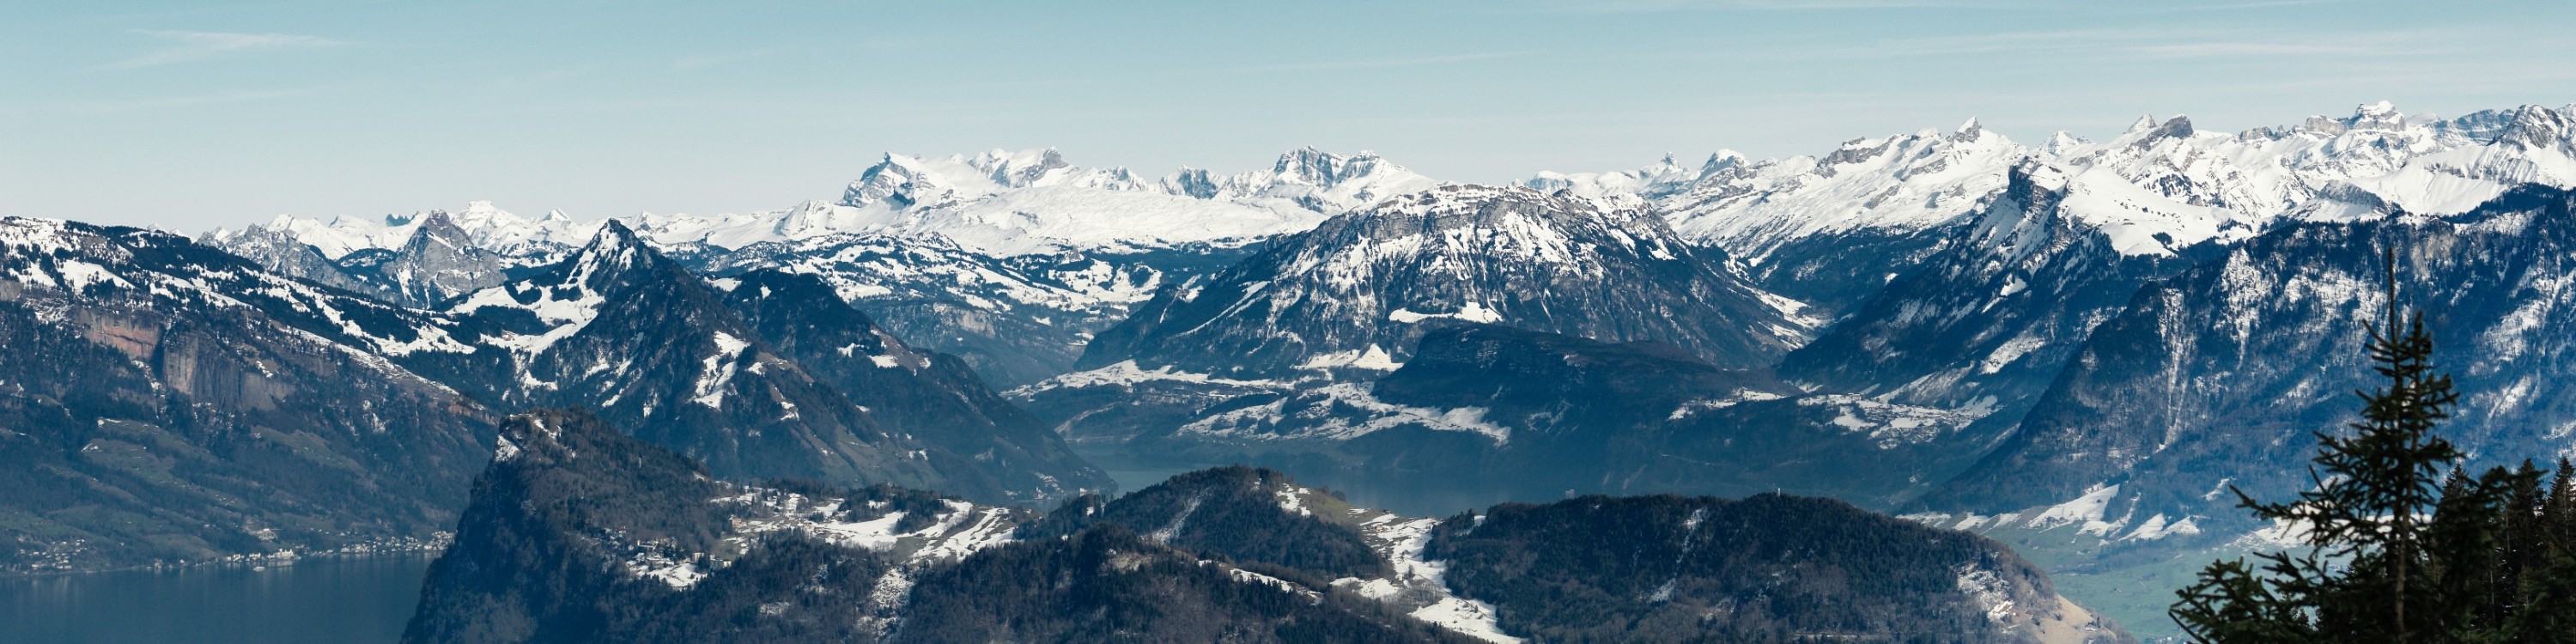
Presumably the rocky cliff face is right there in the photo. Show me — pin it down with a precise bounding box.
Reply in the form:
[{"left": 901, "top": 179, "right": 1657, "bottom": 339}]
[
  {"left": 1924, "top": 185, "right": 2576, "bottom": 535},
  {"left": 0, "top": 216, "right": 494, "bottom": 574},
  {"left": 365, "top": 210, "right": 515, "bottom": 307}
]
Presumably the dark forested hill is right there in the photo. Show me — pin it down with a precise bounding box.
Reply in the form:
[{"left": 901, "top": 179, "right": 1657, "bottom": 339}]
[
  {"left": 1023, "top": 465, "right": 1388, "bottom": 580},
  {"left": 406, "top": 409, "right": 2125, "bottom": 643},
  {"left": 403, "top": 410, "right": 1470, "bottom": 644},
  {"left": 1429, "top": 494, "right": 2124, "bottom": 643}
]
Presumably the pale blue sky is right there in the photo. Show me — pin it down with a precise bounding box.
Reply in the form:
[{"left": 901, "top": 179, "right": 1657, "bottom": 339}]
[{"left": 5, "top": 0, "right": 2571, "bottom": 230}]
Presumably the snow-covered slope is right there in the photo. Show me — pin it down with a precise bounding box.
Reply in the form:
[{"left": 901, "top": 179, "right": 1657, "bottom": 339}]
[
  {"left": 1656, "top": 119, "right": 2024, "bottom": 261},
  {"left": 1632, "top": 120, "right": 2026, "bottom": 316},
  {"left": 1523, "top": 154, "right": 1707, "bottom": 210}
]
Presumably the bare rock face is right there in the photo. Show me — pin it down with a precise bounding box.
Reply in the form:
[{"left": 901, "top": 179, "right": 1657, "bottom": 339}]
[
  {"left": 372, "top": 210, "right": 513, "bottom": 307},
  {"left": 202, "top": 209, "right": 517, "bottom": 308}
]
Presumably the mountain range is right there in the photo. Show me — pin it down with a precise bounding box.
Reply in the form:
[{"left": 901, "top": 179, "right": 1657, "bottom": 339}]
[{"left": 16, "top": 99, "right": 2567, "bottom": 638}]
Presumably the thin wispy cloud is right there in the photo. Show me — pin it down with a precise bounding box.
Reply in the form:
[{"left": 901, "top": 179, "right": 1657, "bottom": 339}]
[
  {"left": 2129, "top": 40, "right": 2407, "bottom": 58},
  {"left": 57, "top": 88, "right": 325, "bottom": 112},
  {"left": 104, "top": 29, "right": 345, "bottom": 70},
  {"left": 1504, "top": 0, "right": 2038, "bottom": 14},
  {"left": 674, "top": 46, "right": 793, "bottom": 72},
  {"left": 1241, "top": 52, "right": 1538, "bottom": 73},
  {"left": 2120, "top": 0, "right": 2346, "bottom": 12},
  {"left": 1748, "top": 26, "right": 2463, "bottom": 61}
]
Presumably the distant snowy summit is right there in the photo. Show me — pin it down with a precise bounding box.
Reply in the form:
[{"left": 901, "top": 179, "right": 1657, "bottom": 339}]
[
  {"left": 1612, "top": 102, "right": 2576, "bottom": 255},
  {"left": 208, "top": 147, "right": 1439, "bottom": 259},
  {"left": 207, "top": 101, "right": 2576, "bottom": 270}
]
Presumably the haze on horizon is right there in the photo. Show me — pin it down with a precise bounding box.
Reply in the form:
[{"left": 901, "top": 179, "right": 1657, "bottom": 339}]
[{"left": 5, "top": 0, "right": 2572, "bottom": 231}]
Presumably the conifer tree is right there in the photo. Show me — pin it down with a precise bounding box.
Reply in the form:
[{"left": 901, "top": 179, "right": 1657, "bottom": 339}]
[{"left": 2166, "top": 248, "right": 2576, "bottom": 642}]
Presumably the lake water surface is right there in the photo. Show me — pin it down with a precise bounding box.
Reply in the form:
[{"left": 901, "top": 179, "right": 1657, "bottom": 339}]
[{"left": 1, "top": 554, "right": 432, "bottom": 644}]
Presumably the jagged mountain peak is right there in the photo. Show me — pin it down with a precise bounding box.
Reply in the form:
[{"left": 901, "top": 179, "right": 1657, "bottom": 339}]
[
  {"left": 1526, "top": 155, "right": 1707, "bottom": 208},
  {"left": 2043, "top": 131, "right": 2088, "bottom": 155},
  {"left": 2345, "top": 100, "right": 2408, "bottom": 131},
  {"left": 1984, "top": 157, "right": 2257, "bottom": 258},
  {"left": 1659, "top": 119, "right": 2027, "bottom": 262},
  {"left": 1270, "top": 146, "right": 1394, "bottom": 185},
  {"left": 573, "top": 217, "right": 656, "bottom": 274},
  {"left": 2496, "top": 103, "right": 2574, "bottom": 149},
  {"left": 2122, "top": 113, "right": 2159, "bottom": 135},
  {"left": 2120, "top": 114, "right": 2195, "bottom": 148},
  {"left": 402, "top": 209, "right": 472, "bottom": 247},
  {"left": 841, "top": 148, "right": 1153, "bottom": 211},
  {"left": 1953, "top": 116, "right": 1984, "bottom": 140},
  {"left": 1701, "top": 149, "right": 1748, "bottom": 173}
]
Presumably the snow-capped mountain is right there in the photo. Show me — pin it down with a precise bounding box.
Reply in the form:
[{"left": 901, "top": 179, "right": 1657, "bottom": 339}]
[
  {"left": 1020, "top": 185, "right": 1823, "bottom": 482},
  {"left": 1775, "top": 161, "right": 2219, "bottom": 416},
  {"left": 1522, "top": 153, "right": 1707, "bottom": 209},
  {"left": 2061, "top": 102, "right": 2576, "bottom": 223},
  {"left": 1077, "top": 185, "right": 1817, "bottom": 381},
  {"left": 1658, "top": 118, "right": 2020, "bottom": 259},
  {"left": 204, "top": 148, "right": 1437, "bottom": 386},
  {"left": 421, "top": 222, "right": 1109, "bottom": 502},
  {"left": 206, "top": 200, "right": 594, "bottom": 264},
  {"left": 204, "top": 204, "right": 574, "bottom": 307},
  {"left": 1530, "top": 103, "right": 2576, "bottom": 321},
  {"left": 0, "top": 216, "right": 494, "bottom": 574},
  {"left": 1650, "top": 103, "right": 2576, "bottom": 425},
  {"left": 1615, "top": 102, "right": 2576, "bottom": 253},
  {"left": 212, "top": 147, "right": 1437, "bottom": 266},
  {"left": 700, "top": 232, "right": 1242, "bottom": 386},
  {"left": 1645, "top": 119, "right": 2025, "bottom": 316},
  {"left": 826, "top": 147, "right": 1440, "bottom": 255}
]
